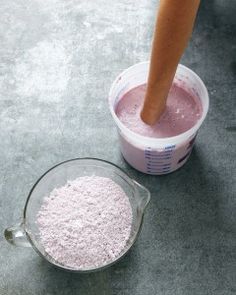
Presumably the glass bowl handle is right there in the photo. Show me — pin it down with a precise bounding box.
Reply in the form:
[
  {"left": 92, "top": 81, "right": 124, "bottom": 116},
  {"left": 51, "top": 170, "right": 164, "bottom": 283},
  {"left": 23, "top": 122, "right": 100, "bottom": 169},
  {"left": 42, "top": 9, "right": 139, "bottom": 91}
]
[
  {"left": 4, "top": 222, "right": 31, "bottom": 247},
  {"left": 133, "top": 180, "right": 151, "bottom": 211}
]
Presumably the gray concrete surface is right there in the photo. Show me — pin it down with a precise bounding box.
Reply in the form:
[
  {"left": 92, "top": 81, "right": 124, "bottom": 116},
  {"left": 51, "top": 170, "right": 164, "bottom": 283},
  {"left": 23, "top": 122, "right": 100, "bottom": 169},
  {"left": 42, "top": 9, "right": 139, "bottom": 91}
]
[{"left": 0, "top": 0, "right": 235, "bottom": 294}]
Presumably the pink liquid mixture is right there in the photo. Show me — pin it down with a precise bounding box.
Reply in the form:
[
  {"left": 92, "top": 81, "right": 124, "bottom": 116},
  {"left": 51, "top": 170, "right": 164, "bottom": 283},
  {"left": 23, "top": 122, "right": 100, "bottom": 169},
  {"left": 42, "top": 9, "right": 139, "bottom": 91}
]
[
  {"left": 114, "top": 83, "right": 203, "bottom": 174},
  {"left": 116, "top": 83, "right": 202, "bottom": 138}
]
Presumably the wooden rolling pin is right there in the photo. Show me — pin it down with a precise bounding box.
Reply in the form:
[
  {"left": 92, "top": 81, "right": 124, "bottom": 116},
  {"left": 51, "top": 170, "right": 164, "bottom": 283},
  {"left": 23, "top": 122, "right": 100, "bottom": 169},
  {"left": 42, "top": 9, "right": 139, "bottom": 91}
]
[{"left": 141, "top": 0, "right": 201, "bottom": 125}]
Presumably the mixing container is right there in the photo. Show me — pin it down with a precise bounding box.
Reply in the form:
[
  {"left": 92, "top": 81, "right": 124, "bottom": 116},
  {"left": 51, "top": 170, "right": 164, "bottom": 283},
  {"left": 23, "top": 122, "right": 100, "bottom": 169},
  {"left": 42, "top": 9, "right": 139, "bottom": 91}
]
[
  {"left": 109, "top": 62, "right": 209, "bottom": 175},
  {"left": 4, "top": 158, "right": 150, "bottom": 272}
]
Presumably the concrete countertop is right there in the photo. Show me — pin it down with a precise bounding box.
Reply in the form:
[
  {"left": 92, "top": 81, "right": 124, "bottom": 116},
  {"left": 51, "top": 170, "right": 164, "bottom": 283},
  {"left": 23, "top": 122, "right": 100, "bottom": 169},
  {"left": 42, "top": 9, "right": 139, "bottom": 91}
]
[{"left": 0, "top": 0, "right": 235, "bottom": 294}]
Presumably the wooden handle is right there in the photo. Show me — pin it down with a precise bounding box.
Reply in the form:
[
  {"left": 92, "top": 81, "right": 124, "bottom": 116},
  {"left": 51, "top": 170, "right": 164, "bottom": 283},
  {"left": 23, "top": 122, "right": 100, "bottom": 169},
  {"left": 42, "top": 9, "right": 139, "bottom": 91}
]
[{"left": 141, "top": 0, "right": 201, "bottom": 125}]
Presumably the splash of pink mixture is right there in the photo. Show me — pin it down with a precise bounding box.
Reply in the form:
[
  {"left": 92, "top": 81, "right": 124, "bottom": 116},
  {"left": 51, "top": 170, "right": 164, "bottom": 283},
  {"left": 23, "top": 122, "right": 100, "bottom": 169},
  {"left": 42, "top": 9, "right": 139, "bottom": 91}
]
[
  {"left": 36, "top": 176, "right": 132, "bottom": 270},
  {"left": 116, "top": 83, "right": 203, "bottom": 138}
]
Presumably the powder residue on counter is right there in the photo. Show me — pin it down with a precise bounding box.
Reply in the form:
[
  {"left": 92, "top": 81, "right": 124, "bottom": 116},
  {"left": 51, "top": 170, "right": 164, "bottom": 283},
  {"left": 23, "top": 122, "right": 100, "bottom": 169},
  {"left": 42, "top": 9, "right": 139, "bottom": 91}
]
[
  {"left": 36, "top": 176, "right": 132, "bottom": 270},
  {"left": 116, "top": 83, "right": 203, "bottom": 138}
]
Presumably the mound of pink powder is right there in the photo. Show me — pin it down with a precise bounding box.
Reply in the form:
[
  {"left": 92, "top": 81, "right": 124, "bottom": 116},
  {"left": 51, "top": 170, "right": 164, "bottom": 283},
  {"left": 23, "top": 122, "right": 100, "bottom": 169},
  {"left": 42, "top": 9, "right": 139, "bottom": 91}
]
[{"left": 36, "top": 176, "right": 132, "bottom": 270}]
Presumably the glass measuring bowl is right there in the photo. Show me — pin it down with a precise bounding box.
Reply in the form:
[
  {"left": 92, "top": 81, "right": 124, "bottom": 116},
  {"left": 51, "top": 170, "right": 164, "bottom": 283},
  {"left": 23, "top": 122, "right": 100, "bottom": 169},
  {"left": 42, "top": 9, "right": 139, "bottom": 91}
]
[{"left": 4, "top": 158, "right": 150, "bottom": 273}]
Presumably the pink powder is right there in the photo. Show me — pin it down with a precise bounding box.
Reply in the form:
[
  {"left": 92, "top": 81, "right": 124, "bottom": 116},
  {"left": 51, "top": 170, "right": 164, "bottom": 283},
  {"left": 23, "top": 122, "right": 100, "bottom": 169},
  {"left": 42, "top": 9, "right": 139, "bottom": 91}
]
[
  {"left": 116, "top": 83, "right": 203, "bottom": 138},
  {"left": 36, "top": 176, "right": 132, "bottom": 270}
]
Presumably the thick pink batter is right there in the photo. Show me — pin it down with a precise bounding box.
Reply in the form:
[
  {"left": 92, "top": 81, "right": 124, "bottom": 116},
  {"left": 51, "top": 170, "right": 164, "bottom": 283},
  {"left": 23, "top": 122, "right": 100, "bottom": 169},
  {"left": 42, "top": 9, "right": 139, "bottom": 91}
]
[{"left": 116, "top": 83, "right": 202, "bottom": 138}]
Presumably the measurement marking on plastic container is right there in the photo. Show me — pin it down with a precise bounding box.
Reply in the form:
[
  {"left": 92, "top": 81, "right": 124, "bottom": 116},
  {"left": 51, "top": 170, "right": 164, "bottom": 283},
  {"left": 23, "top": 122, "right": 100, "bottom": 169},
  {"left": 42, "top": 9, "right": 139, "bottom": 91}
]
[
  {"left": 145, "top": 155, "right": 172, "bottom": 159},
  {"left": 145, "top": 156, "right": 172, "bottom": 161},
  {"left": 144, "top": 145, "right": 175, "bottom": 174},
  {"left": 145, "top": 149, "right": 173, "bottom": 153},
  {"left": 147, "top": 162, "right": 170, "bottom": 167},
  {"left": 145, "top": 152, "right": 172, "bottom": 157},
  {"left": 164, "top": 145, "right": 176, "bottom": 150},
  {"left": 147, "top": 160, "right": 171, "bottom": 164},
  {"left": 147, "top": 166, "right": 170, "bottom": 170},
  {"left": 145, "top": 145, "right": 173, "bottom": 174},
  {"left": 145, "top": 148, "right": 173, "bottom": 152},
  {"left": 147, "top": 169, "right": 171, "bottom": 174},
  {"left": 147, "top": 162, "right": 171, "bottom": 167},
  {"left": 145, "top": 151, "right": 172, "bottom": 157},
  {"left": 146, "top": 160, "right": 171, "bottom": 164}
]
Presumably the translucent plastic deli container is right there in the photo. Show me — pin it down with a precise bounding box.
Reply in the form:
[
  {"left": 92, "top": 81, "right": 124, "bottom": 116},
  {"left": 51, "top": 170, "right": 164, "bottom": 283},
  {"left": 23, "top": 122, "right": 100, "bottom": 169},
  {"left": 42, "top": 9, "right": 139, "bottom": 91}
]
[{"left": 109, "top": 62, "right": 209, "bottom": 175}]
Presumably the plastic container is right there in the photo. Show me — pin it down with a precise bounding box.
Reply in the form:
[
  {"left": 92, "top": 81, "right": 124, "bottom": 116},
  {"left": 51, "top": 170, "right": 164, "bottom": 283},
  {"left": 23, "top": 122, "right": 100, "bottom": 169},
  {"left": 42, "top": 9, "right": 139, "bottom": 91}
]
[
  {"left": 4, "top": 158, "right": 150, "bottom": 273},
  {"left": 109, "top": 62, "right": 209, "bottom": 175}
]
